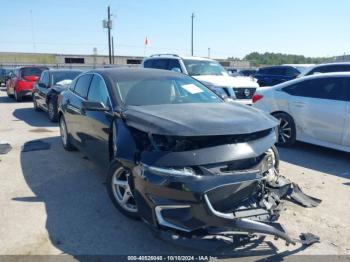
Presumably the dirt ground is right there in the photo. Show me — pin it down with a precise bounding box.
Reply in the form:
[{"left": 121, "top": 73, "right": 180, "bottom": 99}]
[{"left": 0, "top": 89, "right": 349, "bottom": 259}]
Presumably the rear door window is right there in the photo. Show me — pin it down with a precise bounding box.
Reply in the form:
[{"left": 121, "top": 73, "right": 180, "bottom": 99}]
[
  {"left": 73, "top": 74, "right": 93, "bottom": 98},
  {"left": 307, "top": 65, "right": 350, "bottom": 75},
  {"left": 21, "top": 67, "right": 48, "bottom": 77},
  {"left": 330, "top": 65, "right": 350, "bottom": 73},
  {"left": 285, "top": 67, "right": 300, "bottom": 77},
  {"left": 283, "top": 77, "right": 347, "bottom": 101},
  {"left": 258, "top": 68, "right": 271, "bottom": 74},
  {"left": 270, "top": 67, "right": 286, "bottom": 76}
]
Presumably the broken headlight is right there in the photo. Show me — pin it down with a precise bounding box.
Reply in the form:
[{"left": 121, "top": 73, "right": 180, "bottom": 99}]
[{"left": 142, "top": 164, "right": 197, "bottom": 177}]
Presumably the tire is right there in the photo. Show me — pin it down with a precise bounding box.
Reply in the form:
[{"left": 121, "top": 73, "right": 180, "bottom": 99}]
[
  {"left": 106, "top": 160, "right": 139, "bottom": 219},
  {"left": 48, "top": 99, "right": 58, "bottom": 122},
  {"left": 14, "top": 89, "right": 22, "bottom": 102},
  {"left": 33, "top": 95, "right": 41, "bottom": 111},
  {"left": 59, "top": 116, "right": 76, "bottom": 151},
  {"left": 272, "top": 112, "right": 296, "bottom": 147},
  {"left": 6, "top": 87, "right": 13, "bottom": 98}
]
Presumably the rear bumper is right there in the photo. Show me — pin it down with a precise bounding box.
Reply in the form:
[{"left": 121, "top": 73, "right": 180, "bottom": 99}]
[
  {"left": 18, "top": 90, "right": 33, "bottom": 97},
  {"left": 16, "top": 81, "right": 35, "bottom": 93}
]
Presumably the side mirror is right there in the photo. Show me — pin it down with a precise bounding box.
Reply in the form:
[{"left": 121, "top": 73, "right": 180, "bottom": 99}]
[
  {"left": 171, "top": 67, "right": 181, "bottom": 73},
  {"left": 38, "top": 82, "right": 48, "bottom": 88},
  {"left": 82, "top": 101, "right": 109, "bottom": 111}
]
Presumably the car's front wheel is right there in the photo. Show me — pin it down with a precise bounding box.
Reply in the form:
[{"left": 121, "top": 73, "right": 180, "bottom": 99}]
[
  {"left": 107, "top": 160, "right": 139, "bottom": 219},
  {"left": 59, "top": 116, "right": 75, "bottom": 151},
  {"left": 33, "top": 95, "right": 41, "bottom": 111},
  {"left": 272, "top": 112, "right": 296, "bottom": 147}
]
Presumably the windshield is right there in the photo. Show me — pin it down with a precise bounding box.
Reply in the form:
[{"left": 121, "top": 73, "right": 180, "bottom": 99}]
[
  {"left": 21, "top": 67, "right": 48, "bottom": 77},
  {"left": 52, "top": 71, "right": 81, "bottom": 85},
  {"left": 115, "top": 75, "right": 222, "bottom": 106},
  {"left": 183, "top": 59, "right": 228, "bottom": 76}
]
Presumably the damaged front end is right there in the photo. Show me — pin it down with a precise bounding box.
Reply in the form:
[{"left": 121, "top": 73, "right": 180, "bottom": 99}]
[{"left": 115, "top": 116, "right": 321, "bottom": 250}]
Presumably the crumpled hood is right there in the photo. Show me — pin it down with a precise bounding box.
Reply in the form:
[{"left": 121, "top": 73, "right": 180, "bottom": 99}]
[
  {"left": 123, "top": 103, "right": 278, "bottom": 136},
  {"left": 194, "top": 75, "right": 259, "bottom": 88}
]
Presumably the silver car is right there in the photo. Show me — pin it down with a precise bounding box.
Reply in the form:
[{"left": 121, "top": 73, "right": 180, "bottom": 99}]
[{"left": 252, "top": 72, "right": 350, "bottom": 152}]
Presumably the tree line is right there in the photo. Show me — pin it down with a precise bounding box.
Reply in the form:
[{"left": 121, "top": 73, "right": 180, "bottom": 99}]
[{"left": 243, "top": 52, "right": 331, "bottom": 66}]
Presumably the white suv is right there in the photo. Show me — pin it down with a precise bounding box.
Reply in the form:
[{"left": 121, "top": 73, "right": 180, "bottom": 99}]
[{"left": 141, "top": 54, "right": 259, "bottom": 105}]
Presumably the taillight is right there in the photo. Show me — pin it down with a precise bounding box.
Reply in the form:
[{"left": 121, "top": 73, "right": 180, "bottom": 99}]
[{"left": 252, "top": 94, "right": 263, "bottom": 103}]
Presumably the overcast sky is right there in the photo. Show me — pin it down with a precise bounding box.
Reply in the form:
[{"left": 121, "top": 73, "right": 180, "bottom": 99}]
[{"left": 0, "top": 0, "right": 349, "bottom": 58}]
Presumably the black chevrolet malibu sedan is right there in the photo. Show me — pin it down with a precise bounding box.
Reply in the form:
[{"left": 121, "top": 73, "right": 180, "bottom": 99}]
[{"left": 58, "top": 68, "right": 320, "bottom": 247}]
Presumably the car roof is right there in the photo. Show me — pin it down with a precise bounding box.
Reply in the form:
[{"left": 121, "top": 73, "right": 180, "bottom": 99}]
[
  {"left": 18, "top": 66, "right": 49, "bottom": 69},
  {"left": 93, "top": 67, "right": 183, "bottom": 78},
  {"left": 46, "top": 69, "right": 83, "bottom": 73},
  {"left": 267, "top": 71, "right": 350, "bottom": 89},
  {"left": 259, "top": 65, "right": 293, "bottom": 69},
  {"left": 145, "top": 54, "right": 215, "bottom": 62},
  {"left": 313, "top": 62, "right": 350, "bottom": 67},
  {"left": 301, "top": 62, "right": 350, "bottom": 76}
]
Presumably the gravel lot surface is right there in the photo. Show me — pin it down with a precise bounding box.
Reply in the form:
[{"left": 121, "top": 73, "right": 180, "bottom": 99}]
[{"left": 0, "top": 90, "right": 349, "bottom": 259}]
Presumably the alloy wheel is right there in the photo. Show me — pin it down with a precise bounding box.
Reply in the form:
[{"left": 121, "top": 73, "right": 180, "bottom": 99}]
[
  {"left": 111, "top": 167, "right": 137, "bottom": 213},
  {"left": 278, "top": 118, "right": 292, "bottom": 144}
]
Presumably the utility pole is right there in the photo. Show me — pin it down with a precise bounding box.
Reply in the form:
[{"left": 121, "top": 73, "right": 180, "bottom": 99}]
[
  {"left": 103, "top": 6, "right": 113, "bottom": 64},
  {"left": 93, "top": 47, "right": 97, "bottom": 69},
  {"left": 191, "top": 13, "right": 195, "bottom": 56},
  {"left": 208, "top": 48, "right": 211, "bottom": 58},
  {"left": 112, "top": 36, "right": 115, "bottom": 64},
  {"left": 107, "top": 6, "right": 112, "bottom": 64}
]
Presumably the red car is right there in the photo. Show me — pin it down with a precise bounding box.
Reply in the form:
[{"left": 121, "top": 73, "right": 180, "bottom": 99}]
[{"left": 6, "top": 66, "right": 49, "bottom": 102}]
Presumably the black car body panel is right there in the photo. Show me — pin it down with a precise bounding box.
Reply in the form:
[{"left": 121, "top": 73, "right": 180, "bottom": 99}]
[
  {"left": 123, "top": 103, "right": 278, "bottom": 136},
  {"left": 58, "top": 68, "right": 321, "bottom": 250}
]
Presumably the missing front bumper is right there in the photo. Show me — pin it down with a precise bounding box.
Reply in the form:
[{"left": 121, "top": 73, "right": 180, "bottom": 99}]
[{"left": 133, "top": 154, "right": 321, "bottom": 250}]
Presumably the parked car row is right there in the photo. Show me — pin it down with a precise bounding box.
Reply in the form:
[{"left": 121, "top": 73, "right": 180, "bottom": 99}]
[
  {"left": 33, "top": 69, "right": 82, "bottom": 121},
  {"left": 6, "top": 66, "right": 49, "bottom": 101}
]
